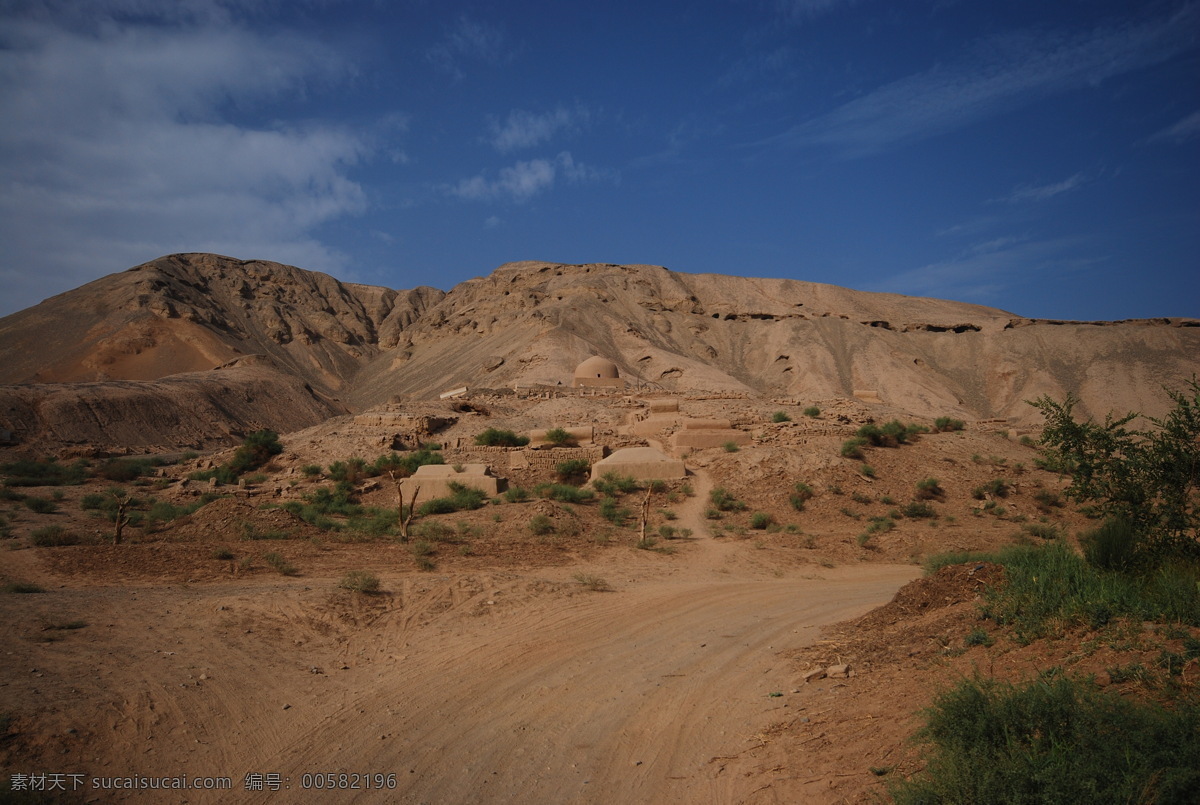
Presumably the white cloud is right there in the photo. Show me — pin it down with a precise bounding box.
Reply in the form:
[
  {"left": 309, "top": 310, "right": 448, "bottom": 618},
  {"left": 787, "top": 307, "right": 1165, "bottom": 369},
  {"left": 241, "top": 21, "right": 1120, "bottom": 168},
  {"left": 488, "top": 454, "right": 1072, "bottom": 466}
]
[
  {"left": 1000, "top": 173, "right": 1088, "bottom": 203},
  {"left": 487, "top": 106, "right": 592, "bottom": 152},
  {"left": 0, "top": 13, "right": 369, "bottom": 315},
  {"left": 876, "top": 236, "right": 1094, "bottom": 308},
  {"left": 1148, "top": 110, "right": 1200, "bottom": 144},
  {"left": 426, "top": 14, "right": 511, "bottom": 79},
  {"left": 758, "top": 5, "right": 1199, "bottom": 157},
  {"left": 450, "top": 152, "right": 610, "bottom": 203}
]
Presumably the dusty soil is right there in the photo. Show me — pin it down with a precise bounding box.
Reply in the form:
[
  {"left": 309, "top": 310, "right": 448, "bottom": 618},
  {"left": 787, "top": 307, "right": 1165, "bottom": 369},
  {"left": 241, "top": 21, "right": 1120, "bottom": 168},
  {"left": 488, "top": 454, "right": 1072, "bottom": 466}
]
[{"left": 2, "top": 396, "right": 1193, "bottom": 804}]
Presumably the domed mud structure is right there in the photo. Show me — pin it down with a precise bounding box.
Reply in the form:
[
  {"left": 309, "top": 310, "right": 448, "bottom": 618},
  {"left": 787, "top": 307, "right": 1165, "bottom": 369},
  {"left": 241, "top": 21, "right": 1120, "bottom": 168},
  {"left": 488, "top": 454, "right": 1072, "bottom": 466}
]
[{"left": 572, "top": 356, "right": 624, "bottom": 389}]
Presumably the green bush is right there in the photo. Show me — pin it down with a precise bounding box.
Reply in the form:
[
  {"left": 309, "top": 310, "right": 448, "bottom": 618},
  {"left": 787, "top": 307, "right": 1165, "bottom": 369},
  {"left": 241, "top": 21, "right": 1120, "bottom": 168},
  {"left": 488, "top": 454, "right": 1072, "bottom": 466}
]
[
  {"left": 338, "top": 570, "right": 380, "bottom": 594},
  {"left": 1082, "top": 518, "right": 1139, "bottom": 571},
  {"left": 750, "top": 512, "right": 773, "bottom": 529},
  {"left": 98, "top": 457, "right": 162, "bottom": 482},
  {"left": 328, "top": 458, "right": 368, "bottom": 483},
  {"left": 415, "top": 482, "right": 487, "bottom": 516},
  {"left": 709, "top": 487, "right": 747, "bottom": 512},
  {"left": 227, "top": 429, "right": 283, "bottom": 475},
  {"left": 555, "top": 459, "right": 591, "bottom": 483},
  {"left": 504, "top": 486, "right": 530, "bottom": 503},
  {"left": 1, "top": 458, "right": 88, "bottom": 487},
  {"left": 30, "top": 525, "right": 84, "bottom": 546},
  {"left": 933, "top": 416, "right": 965, "bottom": 433},
  {"left": 840, "top": 437, "right": 867, "bottom": 459},
  {"left": 892, "top": 675, "right": 1200, "bottom": 805},
  {"left": 771, "top": 411, "right": 791, "bottom": 423},
  {"left": 474, "top": 428, "right": 529, "bottom": 447},
  {"left": 902, "top": 501, "right": 937, "bottom": 519},
  {"left": 915, "top": 477, "right": 944, "bottom": 500},
  {"left": 301, "top": 464, "right": 322, "bottom": 477},
  {"left": 264, "top": 551, "right": 299, "bottom": 576},
  {"left": 973, "top": 478, "right": 1010, "bottom": 499},
  {"left": 592, "top": 472, "right": 639, "bottom": 497},
  {"left": 790, "top": 482, "right": 814, "bottom": 511},
  {"left": 23, "top": 496, "right": 57, "bottom": 514},
  {"left": 860, "top": 464, "right": 876, "bottom": 478},
  {"left": 722, "top": 441, "right": 740, "bottom": 453},
  {"left": 528, "top": 514, "right": 555, "bottom": 535},
  {"left": 544, "top": 427, "right": 575, "bottom": 446},
  {"left": 534, "top": 484, "right": 594, "bottom": 504},
  {"left": 599, "top": 497, "right": 631, "bottom": 526},
  {"left": 803, "top": 406, "right": 820, "bottom": 418}
]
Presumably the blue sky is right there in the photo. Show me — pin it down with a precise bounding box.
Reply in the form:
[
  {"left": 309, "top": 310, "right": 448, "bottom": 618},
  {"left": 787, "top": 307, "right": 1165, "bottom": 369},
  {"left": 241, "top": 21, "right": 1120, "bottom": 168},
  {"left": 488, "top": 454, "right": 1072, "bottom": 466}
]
[{"left": 1, "top": 0, "right": 1197, "bottom": 320}]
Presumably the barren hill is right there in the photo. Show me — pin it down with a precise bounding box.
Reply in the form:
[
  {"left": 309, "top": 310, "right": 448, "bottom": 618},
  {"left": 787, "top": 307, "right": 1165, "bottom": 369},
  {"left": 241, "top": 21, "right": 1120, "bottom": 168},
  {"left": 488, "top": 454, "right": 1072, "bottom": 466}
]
[{"left": 1, "top": 253, "right": 1197, "bottom": 449}]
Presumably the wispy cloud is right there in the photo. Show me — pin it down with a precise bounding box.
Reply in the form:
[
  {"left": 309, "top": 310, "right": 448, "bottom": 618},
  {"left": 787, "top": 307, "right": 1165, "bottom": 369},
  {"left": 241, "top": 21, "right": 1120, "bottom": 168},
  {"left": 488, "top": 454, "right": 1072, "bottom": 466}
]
[
  {"left": 758, "top": 4, "right": 1199, "bottom": 157},
  {"left": 450, "top": 152, "right": 610, "bottom": 203},
  {"left": 486, "top": 105, "right": 593, "bottom": 152},
  {"left": 1147, "top": 110, "right": 1200, "bottom": 144},
  {"left": 876, "top": 235, "right": 1094, "bottom": 307},
  {"left": 0, "top": 11, "right": 368, "bottom": 314},
  {"left": 998, "top": 172, "right": 1088, "bottom": 204},
  {"left": 426, "top": 14, "right": 511, "bottom": 79},
  {"left": 773, "top": 0, "right": 860, "bottom": 24}
]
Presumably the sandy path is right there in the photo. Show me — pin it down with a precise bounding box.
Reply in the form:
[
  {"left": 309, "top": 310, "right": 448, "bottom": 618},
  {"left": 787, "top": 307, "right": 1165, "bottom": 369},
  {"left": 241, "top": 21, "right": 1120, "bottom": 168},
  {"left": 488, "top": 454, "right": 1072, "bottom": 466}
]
[{"left": 1, "top": 469, "right": 919, "bottom": 804}]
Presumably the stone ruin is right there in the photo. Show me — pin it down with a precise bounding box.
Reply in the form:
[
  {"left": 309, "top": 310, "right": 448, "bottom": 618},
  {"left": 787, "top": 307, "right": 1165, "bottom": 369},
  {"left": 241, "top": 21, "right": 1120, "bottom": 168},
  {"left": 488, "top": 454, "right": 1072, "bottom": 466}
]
[
  {"left": 398, "top": 463, "right": 505, "bottom": 498},
  {"left": 670, "top": 418, "right": 751, "bottom": 451},
  {"left": 589, "top": 446, "right": 686, "bottom": 482}
]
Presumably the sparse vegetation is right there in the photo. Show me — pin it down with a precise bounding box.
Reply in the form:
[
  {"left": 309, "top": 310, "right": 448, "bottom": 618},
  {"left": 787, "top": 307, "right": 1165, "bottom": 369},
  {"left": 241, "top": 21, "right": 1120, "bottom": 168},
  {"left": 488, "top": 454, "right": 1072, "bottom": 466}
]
[
  {"left": 790, "top": 482, "right": 814, "bottom": 511},
  {"left": 1, "top": 457, "right": 89, "bottom": 487},
  {"left": 555, "top": 459, "right": 591, "bottom": 484},
  {"left": 572, "top": 572, "right": 610, "bottom": 591},
  {"left": 709, "top": 487, "right": 747, "bottom": 512},
  {"left": 338, "top": 570, "right": 381, "bottom": 594},
  {"left": 30, "top": 525, "right": 85, "bottom": 547},
  {"left": 803, "top": 406, "right": 821, "bottom": 418},
  {"left": 750, "top": 512, "right": 773, "bottom": 529},
  {"left": 722, "top": 441, "right": 740, "bottom": 453},
  {"left": 535, "top": 483, "right": 594, "bottom": 504},
  {"left": 592, "top": 472, "right": 639, "bottom": 497},
  {"left": 543, "top": 427, "right": 576, "bottom": 446},
  {"left": 860, "top": 464, "right": 876, "bottom": 478},
  {"left": 933, "top": 416, "right": 965, "bottom": 433},
  {"left": 23, "top": 495, "right": 57, "bottom": 514},
  {"left": 474, "top": 428, "right": 529, "bottom": 447},
  {"left": 528, "top": 514, "right": 555, "bottom": 536},
  {"left": 915, "top": 477, "right": 944, "bottom": 500},
  {"left": 772, "top": 411, "right": 791, "bottom": 423},
  {"left": 891, "top": 674, "right": 1200, "bottom": 805},
  {"left": 841, "top": 437, "right": 867, "bottom": 459},
  {"left": 264, "top": 551, "right": 299, "bottom": 576}
]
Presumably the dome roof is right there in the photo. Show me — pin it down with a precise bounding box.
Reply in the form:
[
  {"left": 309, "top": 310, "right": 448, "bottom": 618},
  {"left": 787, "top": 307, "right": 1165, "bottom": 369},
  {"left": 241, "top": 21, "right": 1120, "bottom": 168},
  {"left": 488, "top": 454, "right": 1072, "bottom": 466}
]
[{"left": 574, "top": 356, "right": 620, "bottom": 379}]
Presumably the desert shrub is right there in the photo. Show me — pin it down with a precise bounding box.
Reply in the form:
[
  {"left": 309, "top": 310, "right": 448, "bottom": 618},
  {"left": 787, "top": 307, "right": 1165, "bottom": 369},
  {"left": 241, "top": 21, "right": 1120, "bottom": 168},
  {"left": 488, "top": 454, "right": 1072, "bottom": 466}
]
[
  {"left": 411, "top": 520, "right": 455, "bottom": 542},
  {"left": 212, "top": 547, "right": 235, "bottom": 560},
  {"left": 915, "top": 477, "right": 944, "bottom": 500},
  {"left": 1082, "top": 518, "right": 1139, "bottom": 571},
  {"left": 933, "top": 416, "right": 965, "bottom": 433},
  {"left": 750, "top": 512, "right": 773, "bottom": 530},
  {"left": 301, "top": 464, "right": 322, "bottom": 477},
  {"left": 851, "top": 492, "right": 873, "bottom": 505},
  {"left": 599, "top": 497, "right": 631, "bottom": 526},
  {"left": 803, "top": 406, "right": 821, "bottom": 418},
  {"left": 709, "top": 487, "right": 747, "bottom": 512},
  {"left": 474, "top": 428, "right": 529, "bottom": 447},
  {"left": 534, "top": 484, "right": 594, "bottom": 504},
  {"left": 772, "top": 411, "right": 791, "bottom": 423},
  {"left": 1, "top": 457, "right": 89, "bottom": 487},
  {"left": 528, "top": 514, "right": 555, "bottom": 536},
  {"left": 346, "top": 507, "right": 399, "bottom": 538},
  {"left": 1021, "top": 522, "right": 1061, "bottom": 541},
  {"left": 790, "top": 482, "right": 814, "bottom": 511},
  {"left": 860, "top": 464, "right": 876, "bottom": 478},
  {"left": 543, "top": 427, "right": 575, "bottom": 446},
  {"left": 891, "top": 675, "right": 1200, "bottom": 805},
  {"left": 1033, "top": 488, "right": 1064, "bottom": 511},
  {"left": 973, "top": 478, "right": 1010, "bottom": 499},
  {"left": 503, "top": 486, "right": 530, "bottom": 503},
  {"left": 962, "top": 628, "right": 993, "bottom": 647},
  {"left": 857, "top": 420, "right": 925, "bottom": 448},
  {"left": 840, "top": 437, "right": 867, "bottom": 459},
  {"left": 227, "top": 430, "right": 283, "bottom": 476},
  {"left": 592, "top": 472, "right": 639, "bottom": 497},
  {"left": 30, "top": 525, "right": 84, "bottom": 546},
  {"left": 903, "top": 501, "right": 937, "bottom": 519},
  {"left": 572, "top": 573, "right": 610, "bottom": 591},
  {"left": 338, "top": 570, "right": 380, "bottom": 594},
  {"left": 417, "top": 482, "right": 487, "bottom": 516},
  {"left": 23, "top": 496, "right": 57, "bottom": 514},
  {"left": 659, "top": 508, "right": 677, "bottom": 520},
  {"left": 722, "top": 441, "right": 740, "bottom": 453},
  {"left": 555, "top": 459, "right": 591, "bottom": 484},
  {"left": 328, "top": 458, "right": 368, "bottom": 483},
  {"left": 371, "top": 449, "right": 444, "bottom": 478},
  {"left": 865, "top": 516, "right": 895, "bottom": 534},
  {"left": 264, "top": 552, "right": 299, "bottom": 576}
]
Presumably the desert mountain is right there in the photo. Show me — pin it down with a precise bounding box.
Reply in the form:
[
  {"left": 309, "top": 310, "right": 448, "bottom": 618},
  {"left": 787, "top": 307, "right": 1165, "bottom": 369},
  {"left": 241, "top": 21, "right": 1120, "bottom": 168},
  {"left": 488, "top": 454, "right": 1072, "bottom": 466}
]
[{"left": 1, "top": 253, "right": 1197, "bottom": 450}]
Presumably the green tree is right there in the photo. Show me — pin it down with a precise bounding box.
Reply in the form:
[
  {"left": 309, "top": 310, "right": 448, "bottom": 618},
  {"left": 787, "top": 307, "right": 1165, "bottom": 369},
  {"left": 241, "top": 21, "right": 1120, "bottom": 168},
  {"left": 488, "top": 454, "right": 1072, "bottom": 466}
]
[{"left": 1029, "top": 378, "right": 1200, "bottom": 556}]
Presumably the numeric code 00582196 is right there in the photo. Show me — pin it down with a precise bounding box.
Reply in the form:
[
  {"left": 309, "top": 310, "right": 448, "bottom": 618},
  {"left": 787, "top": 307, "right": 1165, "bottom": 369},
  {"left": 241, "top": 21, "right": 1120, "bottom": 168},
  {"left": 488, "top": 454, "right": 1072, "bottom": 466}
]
[{"left": 300, "top": 773, "right": 397, "bottom": 790}]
